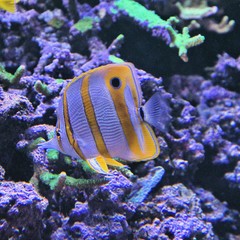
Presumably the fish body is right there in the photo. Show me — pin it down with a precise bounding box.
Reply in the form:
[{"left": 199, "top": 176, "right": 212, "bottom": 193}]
[
  {"left": 0, "top": 0, "right": 19, "bottom": 13},
  {"left": 41, "top": 63, "right": 170, "bottom": 173}
]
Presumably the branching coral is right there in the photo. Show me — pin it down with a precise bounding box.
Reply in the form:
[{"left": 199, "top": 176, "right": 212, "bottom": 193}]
[
  {"left": 0, "top": 64, "right": 25, "bottom": 87},
  {"left": 40, "top": 171, "right": 109, "bottom": 191},
  {"left": 176, "top": 0, "right": 218, "bottom": 20},
  {"left": 203, "top": 16, "right": 235, "bottom": 34},
  {"left": 34, "top": 80, "right": 53, "bottom": 97},
  {"left": 175, "top": 0, "right": 235, "bottom": 34},
  {"left": 18, "top": 124, "right": 111, "bottom": 191},
  {"left": 113, "top": 0, "right": 205, "bottom": 61}
]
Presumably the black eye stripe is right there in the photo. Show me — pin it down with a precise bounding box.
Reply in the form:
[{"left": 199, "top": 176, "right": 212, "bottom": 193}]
[
  {"left": 56, "top": 129, "right": 61, "bottom": 137},
  {"left": 110, "top": 77, "right": 121, "bottom": 89},
  {"left": 140, "top": 107, "right": 144, "bottom": 120}
]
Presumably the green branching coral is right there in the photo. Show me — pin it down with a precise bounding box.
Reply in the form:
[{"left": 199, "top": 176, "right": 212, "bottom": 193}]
[
  {"left": 170, "top": 27, "right": 204, "bottom": 62},
  {"left": 77, "top": 159, "right": 97, "bottom": 174},
  {"left": 40, "top": 171, "right": 109, "bottom": 191},
  {"left": 74, "top": 17, "right": 99, "bottom": 33},
  {"left": 28, "top": 137, "right": 46, "bottom": 151},
  {"left": 0, "top": 64, "right": 25, "bottom": 87},
  {"left": 113, "top": 0, "right": 205, "bottom": 61},
  {"left": 34, "top": 80, "right": 52, "bottom": 97},
  {"left": 27, "top": 128, "right": 111, "bottom": 191},
  {"left": 46, "top": 149, "right": 59, "bottom": 162},
  {"left": 108, "top": 34, "right": 125, "bottom": 63},
  {"left": 176, "top": 0, "right": 218, "bottom": 20}
]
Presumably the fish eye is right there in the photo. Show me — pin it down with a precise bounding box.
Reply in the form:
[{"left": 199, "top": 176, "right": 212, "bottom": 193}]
[
  {"left": 110, "top": 77, "right": 121, "bottom": 89},
  {"left": 56, "top": 129, "right": 61, "bottom": 137}
]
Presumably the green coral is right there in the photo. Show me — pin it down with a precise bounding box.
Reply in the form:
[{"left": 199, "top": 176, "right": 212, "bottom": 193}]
[
  {"left": 64, "top": 156, "right": 72, "bottom": 165},
  {"left": 0, "top": 64, "right": 25, "bottom": 87},
  {"left": 170, "top": 27, "right": 204, "bottom": 62},
  {"left": 109, "top": 55, "right": 124, "bottom": 63},
  {"left": 47, "top": 129, "right": 55, "bottom": 140},
  {"left": 74, "top": 17, "right": 98, "bottom": 33},
  {"left": 113, "top": 0, "right": 168, "bottom": 28},
  {"left": 55, "top": 78, "right": 64, "bottom": 84},
  {"left": 48, "top": 17, "right": 64, "bottom": 29},
  {"left": 77, "top": 159, "right": 97, "bottom": 174},
  {"left": 113, "top": 0, "right": 205, "bottom": 61},
  {"left": 40, "top": 171, "right": 109, "bottom": 191},
  {"left": 28, "top": 137, "right": 46, "bottom": 151},
  {"left": 46, "top": 149, "right": 59, "bottom": 161},
  {"left": 176, "top": 0, "right": 218, "bottom": 20},
  {"left": 108, "top": 34, "right": 125, "bottom": 63},
  {"left": 34, "top": 80, "right": 52, "bottom": 97},
  {"left": 115, "top": 166, "right": 135, "bottom": 180}
]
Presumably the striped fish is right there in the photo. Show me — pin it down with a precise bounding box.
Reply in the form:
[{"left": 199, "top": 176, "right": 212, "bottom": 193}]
[{"left": 41, "top": 63, "right": 170, "bottom": 174}]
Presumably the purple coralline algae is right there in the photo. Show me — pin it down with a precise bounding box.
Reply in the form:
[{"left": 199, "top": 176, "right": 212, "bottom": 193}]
[
  {"left": 0, "top": 0, "right": 240, "bottom": 239},
  {"left": 0, "top": 181, "right": 48, "bottom": 239},
  {"left": 211, "top": 53, "right": 240, "bottom": 92},
  {"left": 133, "top": 184, "right": 214, "bottom": 239}
]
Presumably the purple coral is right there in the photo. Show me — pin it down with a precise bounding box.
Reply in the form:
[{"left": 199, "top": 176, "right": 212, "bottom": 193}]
[
  {"left": 0, "top": 181, "right": 48, "bottom": 239},
  {"left": 134, "top": 184, "right": 214, "bottom": 239},
  {"left": 50, "top": 172, "right": 133, "bottom": 239},
  {"left": 211, "top": 53, "right": 240, "bottom": 92}
]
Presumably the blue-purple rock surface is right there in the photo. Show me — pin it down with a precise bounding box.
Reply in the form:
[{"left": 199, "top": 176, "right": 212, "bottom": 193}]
[{"left": 0, "top": 0, "right": 240, "bottom": 239}]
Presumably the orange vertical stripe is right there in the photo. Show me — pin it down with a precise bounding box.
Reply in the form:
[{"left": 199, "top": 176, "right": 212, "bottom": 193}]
[
  {"left": 105, "top": 64, "right": 159, "bottom": 160},
  {"left": 81, "top": 75, "right": 111, "bottom": 157},
  {"left": 63, "top": 82, "right": 85, "bottom": 160}
]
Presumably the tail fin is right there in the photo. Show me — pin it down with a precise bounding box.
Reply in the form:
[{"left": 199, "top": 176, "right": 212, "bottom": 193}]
[{"left": 142, "top": 92, "right": 171, "bottom": 132}]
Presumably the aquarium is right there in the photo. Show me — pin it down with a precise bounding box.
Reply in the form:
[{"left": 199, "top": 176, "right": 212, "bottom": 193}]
[{"left": 0, "top": 0, "right": 239, "bottom": 239}]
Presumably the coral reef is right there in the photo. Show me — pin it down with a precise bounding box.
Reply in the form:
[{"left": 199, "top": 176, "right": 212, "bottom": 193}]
[
  {"left": 0, "top": 0, "right": 240, "bottom": 239},
  {"left": 211, "top": 53, "right": 240, "bottom": 92},
  {"left": 0, "top": 181, "right": 48, "bottom": 239}
]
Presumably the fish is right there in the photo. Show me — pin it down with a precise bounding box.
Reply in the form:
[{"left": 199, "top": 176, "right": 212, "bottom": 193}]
[
  {"left": 40, "top": 63, "right": 171, "bottom": 174},
  {"left": 0, "top": 0, "right": 19, "bottom": 13}
]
